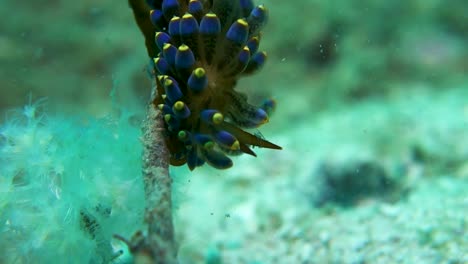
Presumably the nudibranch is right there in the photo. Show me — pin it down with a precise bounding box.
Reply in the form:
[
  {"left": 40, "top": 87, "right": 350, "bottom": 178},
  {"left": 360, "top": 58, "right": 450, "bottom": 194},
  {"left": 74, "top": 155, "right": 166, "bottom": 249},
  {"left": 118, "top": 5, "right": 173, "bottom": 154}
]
[{"left": 139, "top": 0, "right": 281, "bottom": 170}]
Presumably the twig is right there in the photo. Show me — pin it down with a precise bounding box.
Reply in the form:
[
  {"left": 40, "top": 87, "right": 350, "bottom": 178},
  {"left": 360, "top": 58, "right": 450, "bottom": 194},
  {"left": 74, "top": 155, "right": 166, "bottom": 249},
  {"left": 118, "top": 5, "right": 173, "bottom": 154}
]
[
  {"left": 115, "top": 94, "right": 178, "bottom": 264},
  {"left": 117, "top": 1, "right": 178, "bottom": 263}
]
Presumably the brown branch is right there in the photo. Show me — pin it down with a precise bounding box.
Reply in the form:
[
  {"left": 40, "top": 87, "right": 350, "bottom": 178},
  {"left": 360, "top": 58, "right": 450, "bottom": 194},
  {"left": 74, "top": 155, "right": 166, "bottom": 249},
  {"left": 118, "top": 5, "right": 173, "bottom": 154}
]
[
  {"left": 140, "top": 98, "right": 178, "bottom": 263},
  {"left": 128, "top": 0, "right": 158, "bottom": 57},
  {"left": 116, "top": 2, "right": 178, "bottom": 263},
  {"left": 115, "top": 94, "right": 178, "bottom": 264}
]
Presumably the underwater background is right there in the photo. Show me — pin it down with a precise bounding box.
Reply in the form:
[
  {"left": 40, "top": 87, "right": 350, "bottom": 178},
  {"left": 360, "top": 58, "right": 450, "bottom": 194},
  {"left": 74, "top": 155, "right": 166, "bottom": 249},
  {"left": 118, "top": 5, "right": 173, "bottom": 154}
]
[{"left": 0, "top": 0, "right": 467, "bottom": 263}]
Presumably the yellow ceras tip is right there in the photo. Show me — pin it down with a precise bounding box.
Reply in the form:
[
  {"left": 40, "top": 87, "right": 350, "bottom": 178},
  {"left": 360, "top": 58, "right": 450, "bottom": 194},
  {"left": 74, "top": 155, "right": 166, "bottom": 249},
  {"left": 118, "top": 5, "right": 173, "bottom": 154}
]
[
  {"left": 230, "top": 140, "right": 240, "bottom": 150},
  {"left": 237, "top": 18, "right": 248, "bottom": 27},
  {"left": 163, "top": 43, "right": 172, "bottom": 50},
  {"left": 178, "top": 44, "right": 189, "bottom": 51},
  {"left": 212, "top": 113, "right": 224, "bottom": 124},
  {"left": 182, "top": 13, "right": 194, "bottom": 19},
  {"left": 178, "top": 130, "right": 187, "bottom": 140},
  {"left": 206, "top": 12, "right": 217, "bottom": 18},
  {"left": 174, "top": 101, "right": 185, "bottom": 111},
  {"left": 164, "top": 78, "right": 173, "bottom": 86},
  {"left": 164, "top": 114, "right": 171, "bottom": 122},
  {"left": 204, "top": 141, "right": 214, "bottom": 149},
  {"left": 157, "top": 104, "right": 165, "bottom": 110},
  {"left": 194, "top": 67, "right": 205, "bottom": 77}
]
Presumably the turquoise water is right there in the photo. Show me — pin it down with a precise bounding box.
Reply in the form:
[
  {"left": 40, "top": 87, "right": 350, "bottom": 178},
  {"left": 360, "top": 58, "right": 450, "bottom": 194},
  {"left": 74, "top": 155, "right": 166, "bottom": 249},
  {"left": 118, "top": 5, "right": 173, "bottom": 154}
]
[{"left": 1, "top": 0, "right": 467, "bottom": 263}]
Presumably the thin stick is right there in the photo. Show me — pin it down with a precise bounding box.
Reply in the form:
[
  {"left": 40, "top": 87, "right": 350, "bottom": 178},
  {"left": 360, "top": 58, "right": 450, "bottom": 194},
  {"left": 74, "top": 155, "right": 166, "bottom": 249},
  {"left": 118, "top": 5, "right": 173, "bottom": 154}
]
[
  {"left": 128, "top": 0, "right": 158, "bottom": 57},
  {"left": 141, "top": 97, "right": 178, "bottom": 263},
  {"left": 117, "top": 1, "right": 178, "bottom": 263},
  {"left": 115, "top": 95, "right": 178, "bottom": 264}
]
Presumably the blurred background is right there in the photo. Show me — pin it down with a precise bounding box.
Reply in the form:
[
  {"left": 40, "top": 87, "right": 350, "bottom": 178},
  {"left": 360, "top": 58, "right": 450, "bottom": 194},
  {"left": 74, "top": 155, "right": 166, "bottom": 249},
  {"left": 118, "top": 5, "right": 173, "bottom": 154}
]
[{"left": 0, "top": 0, "right": 467, "bottom": 263}]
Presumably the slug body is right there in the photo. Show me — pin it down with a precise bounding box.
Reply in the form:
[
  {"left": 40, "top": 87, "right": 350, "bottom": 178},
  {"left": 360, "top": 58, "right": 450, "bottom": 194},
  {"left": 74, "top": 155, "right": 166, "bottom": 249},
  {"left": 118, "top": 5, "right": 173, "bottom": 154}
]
[{"left": 145, "top": 0, "right": 281, "bottom": 170}]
